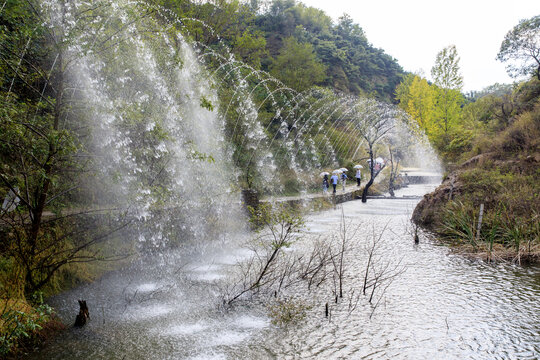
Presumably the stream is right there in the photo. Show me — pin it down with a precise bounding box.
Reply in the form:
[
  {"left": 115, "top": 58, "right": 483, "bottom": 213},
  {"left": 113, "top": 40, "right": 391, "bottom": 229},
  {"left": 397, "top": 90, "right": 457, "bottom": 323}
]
[{"left": 29, "top": 183, "right": 540, "bottom": 359}]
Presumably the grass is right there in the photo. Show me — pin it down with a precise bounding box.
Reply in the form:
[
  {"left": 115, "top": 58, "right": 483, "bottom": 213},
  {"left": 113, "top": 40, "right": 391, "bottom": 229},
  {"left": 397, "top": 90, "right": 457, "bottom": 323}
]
[{"left": 437, "top": 200, "right": 540, "bottom": 263}]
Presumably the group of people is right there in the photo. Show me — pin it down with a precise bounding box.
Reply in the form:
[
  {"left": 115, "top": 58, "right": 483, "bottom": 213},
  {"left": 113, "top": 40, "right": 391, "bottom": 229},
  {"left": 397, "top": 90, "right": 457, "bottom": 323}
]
[{"left": 322, "top": 168, "right": 362, "bottom": 194}]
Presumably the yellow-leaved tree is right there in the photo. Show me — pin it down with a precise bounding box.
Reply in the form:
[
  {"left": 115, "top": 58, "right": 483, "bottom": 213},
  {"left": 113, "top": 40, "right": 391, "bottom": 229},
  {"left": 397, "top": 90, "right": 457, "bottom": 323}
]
[{"left": 396, "top": 74, "right": 437, "bottom": 136}]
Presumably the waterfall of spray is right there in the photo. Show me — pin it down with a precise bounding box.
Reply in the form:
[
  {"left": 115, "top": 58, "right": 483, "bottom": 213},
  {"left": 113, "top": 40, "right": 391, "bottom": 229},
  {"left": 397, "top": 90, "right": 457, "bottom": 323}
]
[
  {"left": 38, "top": 0, "right": 245, "bottom": 250},
  {"left": 36, "top": 0, "right": 443, "bottom": 217}
]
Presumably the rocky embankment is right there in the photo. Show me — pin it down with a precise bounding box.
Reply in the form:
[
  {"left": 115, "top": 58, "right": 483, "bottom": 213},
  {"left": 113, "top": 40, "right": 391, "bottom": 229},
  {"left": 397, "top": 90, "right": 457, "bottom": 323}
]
[{"left": 412, "top": 152, "right": 540, "bottom": 263}]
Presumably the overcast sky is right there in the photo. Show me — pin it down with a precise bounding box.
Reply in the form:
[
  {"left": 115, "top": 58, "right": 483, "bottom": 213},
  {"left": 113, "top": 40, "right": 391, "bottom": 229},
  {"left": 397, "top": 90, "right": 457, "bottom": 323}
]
[{"left": 300, "top": 0, "right": 539, "bottom": 92}]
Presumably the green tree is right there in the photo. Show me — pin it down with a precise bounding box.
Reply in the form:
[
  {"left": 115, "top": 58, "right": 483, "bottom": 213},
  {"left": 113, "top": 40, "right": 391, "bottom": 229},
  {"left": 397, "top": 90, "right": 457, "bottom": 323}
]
[
  {"left": 233, "top": 29, "right": 268, "bottom": 68},
  {"left": 431, "top": 45, "right": 463, "bottom": 90},
  {"left": 269, "top": 36, "right": 326, "bottom": 91},
  {"left": 431, "top": 45, "right": 464, "bottom": 150},
  {"left": 0, "top": 0, "right": 149, "bottom": 296},
  {"left": 497, "top": 15, "right": 540, "bottom": 80}
]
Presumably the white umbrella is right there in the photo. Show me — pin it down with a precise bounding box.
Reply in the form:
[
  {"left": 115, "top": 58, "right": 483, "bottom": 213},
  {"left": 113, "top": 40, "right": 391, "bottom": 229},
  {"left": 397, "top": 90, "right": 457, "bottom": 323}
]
[
  {"left": 375, "top": 157, "right": 385, "bottom": 164},
  {"left": 353, "top": 164, "right": 363, "bottom": 169},
  {"left": 339, "top": 167, "right": 348, "bottom": 172},
  {"left": 332, "top": 169, "right": 343, "bottom": 174},
  {"left": 320, "top": 171, "right": 330, "bottom": 177}
]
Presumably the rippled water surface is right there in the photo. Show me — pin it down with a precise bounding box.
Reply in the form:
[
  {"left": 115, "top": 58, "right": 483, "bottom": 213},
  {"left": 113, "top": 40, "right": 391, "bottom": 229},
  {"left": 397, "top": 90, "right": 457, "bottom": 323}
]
[{"left": 31, "top": 184, "right": 540, "bottom": 359}]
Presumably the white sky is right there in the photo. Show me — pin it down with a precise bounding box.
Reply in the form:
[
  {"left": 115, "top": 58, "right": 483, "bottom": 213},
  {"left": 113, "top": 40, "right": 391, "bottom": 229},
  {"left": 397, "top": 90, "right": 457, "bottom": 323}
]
[{"left": 300, "top": 0, "right": 540, "bottom": 92}]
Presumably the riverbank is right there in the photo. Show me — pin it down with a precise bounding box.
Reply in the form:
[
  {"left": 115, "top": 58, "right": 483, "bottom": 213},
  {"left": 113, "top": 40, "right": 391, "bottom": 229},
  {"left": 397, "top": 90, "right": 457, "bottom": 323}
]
[
  {"left": 413, "top": 77, "right": 540, "bottom": 265},
  {"left": 25, "top": 183, "right": 540, "bottom": 359},
  {"left": 413, "top": 155, "right": 540, "bottom": 264}
]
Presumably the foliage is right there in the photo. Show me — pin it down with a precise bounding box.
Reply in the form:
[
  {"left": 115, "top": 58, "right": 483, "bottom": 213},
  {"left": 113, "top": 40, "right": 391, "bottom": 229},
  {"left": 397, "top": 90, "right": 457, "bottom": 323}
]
[
  {"left": 396, "top": 47, "right": 467, "bottom": 161},
  {"left": 430, "top": 46, "right": 465, "bottom": 153},
  {"left": 269, "top": 36, "right": 326, "bottom": 92},
  {"left": 253, "top": 1, "right": 404, "bottom": 100},
  {"left": 413, "top": 72, "right": 540, "bottom": 262},
  {"left": 439, "top": 201, "right": 479, "bottom": 248},
  {"left": 439, "top": 199, "right": 539, "bottom": 258},
  {"left": 0, "top": 0, "right": 146, "bottom": 299},
  {"left": 0, "top": 293, "right": 52, "bottom": 356},
  {"left": 431, "top": 45, "right": 463, "bottom": 91},
  {"left": 497, "top": 15, "right": 540, "bottom": 81},
  {"left": 395, "top": 74, "right": 437, "bottom": 135}
]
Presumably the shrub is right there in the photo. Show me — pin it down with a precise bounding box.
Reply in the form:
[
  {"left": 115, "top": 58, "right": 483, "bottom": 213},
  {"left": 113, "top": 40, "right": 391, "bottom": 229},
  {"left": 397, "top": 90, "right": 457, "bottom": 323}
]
[
  {"left": 0, "top": 293, "right": 53, "bottom": 356},
  {"left": 268, "top": 298, "right": 311, "bottom": 326}
]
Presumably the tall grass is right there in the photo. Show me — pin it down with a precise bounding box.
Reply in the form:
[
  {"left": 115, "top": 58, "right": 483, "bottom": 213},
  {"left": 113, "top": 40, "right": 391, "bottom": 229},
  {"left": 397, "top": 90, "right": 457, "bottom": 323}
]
[
  {"left": 439, "top": 201, "right": 539, "bottom": 261},
  {"left": 439, "top": 202, "right": 477, "bottom": 248}
]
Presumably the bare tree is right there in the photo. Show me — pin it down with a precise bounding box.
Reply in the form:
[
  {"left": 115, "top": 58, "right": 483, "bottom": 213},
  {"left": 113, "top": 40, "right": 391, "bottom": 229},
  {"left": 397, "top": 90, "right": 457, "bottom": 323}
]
[
  {"left": 387, "top": 144, "right": 401, "bottom": 197},
  {"left": 361, "top": 223, "right": 406, "bottom": 316},
  {"left": 330, "top": 207, "right": 359, "bottom": 301},
  {"left": 352, "top": 99, "right": 397, "bottom": 202},
  {"left": 223, "top": 204, "right": 305, "bottom": 305}
]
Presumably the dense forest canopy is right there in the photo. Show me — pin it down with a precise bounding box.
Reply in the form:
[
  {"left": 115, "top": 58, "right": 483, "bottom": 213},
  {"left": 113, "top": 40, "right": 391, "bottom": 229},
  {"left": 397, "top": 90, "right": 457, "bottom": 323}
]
[{"left": 153, "top": 0, "right": 406, "bottom": 101}]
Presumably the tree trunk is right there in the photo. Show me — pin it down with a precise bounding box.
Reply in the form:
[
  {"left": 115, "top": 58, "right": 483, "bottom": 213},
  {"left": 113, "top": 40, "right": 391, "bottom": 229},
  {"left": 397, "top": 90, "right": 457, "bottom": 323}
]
[
  {"left": 361, "top": 148, "right": 375, "bottom": 203},
  {"left": 25, "top": 48, "right": 64, "bottom": 295},
  {"left": 361, "top": 178, "right": 374, "bottom": 203}
]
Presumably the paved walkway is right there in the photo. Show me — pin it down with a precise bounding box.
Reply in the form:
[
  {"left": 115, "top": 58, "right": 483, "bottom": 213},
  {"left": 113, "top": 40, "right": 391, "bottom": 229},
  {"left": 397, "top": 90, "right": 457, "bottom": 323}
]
[{"left": 261, "top": 182, "right": 367, "bottom": 204}]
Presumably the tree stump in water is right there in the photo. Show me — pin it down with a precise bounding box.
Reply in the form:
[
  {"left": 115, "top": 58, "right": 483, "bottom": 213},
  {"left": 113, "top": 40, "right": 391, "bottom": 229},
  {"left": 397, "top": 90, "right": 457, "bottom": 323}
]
[{"left": 74, "top": 300, "right": 90, "bottom": 327}]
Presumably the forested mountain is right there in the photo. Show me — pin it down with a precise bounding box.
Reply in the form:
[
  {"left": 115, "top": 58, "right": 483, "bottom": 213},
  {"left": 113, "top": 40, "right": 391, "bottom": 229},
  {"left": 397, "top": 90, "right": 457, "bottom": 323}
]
[
  {"left": 157, "top": 0, "right": 406, "bottom": 101},
  {"left": 254, "top": 1, "right": 405, "bottom": 99}
]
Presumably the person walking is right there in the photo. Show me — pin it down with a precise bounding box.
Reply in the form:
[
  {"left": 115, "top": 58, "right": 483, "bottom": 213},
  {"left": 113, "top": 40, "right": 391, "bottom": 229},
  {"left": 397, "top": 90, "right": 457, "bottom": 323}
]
[
  {"left": 330, "top": 173, "right": 339, "bottom": 194},
  {"left": 322, "top": 174, "right": 329, "bottom": 194},
  {"left": 355, "top": 168, "right": 362, "bottom": 187},
  {"left": 341, "top": 172, "right": 348, "bottom": 191}
]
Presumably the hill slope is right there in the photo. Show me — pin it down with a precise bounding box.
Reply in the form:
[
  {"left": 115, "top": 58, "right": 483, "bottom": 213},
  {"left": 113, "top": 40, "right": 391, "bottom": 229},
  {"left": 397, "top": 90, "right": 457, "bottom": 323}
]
[{"left": 413, "top": 79, "right": 540, "bottom": 263}]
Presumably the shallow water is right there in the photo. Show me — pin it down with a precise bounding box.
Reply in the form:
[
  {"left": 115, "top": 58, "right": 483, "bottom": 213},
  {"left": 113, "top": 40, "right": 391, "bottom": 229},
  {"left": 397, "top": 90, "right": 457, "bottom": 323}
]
[{"left": 30, "top": 184, "right": 540, "bottom": 359}]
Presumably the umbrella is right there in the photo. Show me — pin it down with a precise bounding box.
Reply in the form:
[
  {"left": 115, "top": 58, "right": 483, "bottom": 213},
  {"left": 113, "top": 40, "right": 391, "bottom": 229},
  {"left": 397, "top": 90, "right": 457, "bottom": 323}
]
[
  {"left": 353, "top": 165, "right": 363, "bottom": 169},
  {"left": 320, "top": 171, "right": 329, "bottom": 177},
  {"left": 332, "top": 169, "right": 343, "bottom": 174},
  {"left": 339, "top": 167, "right": 348, "bottom": 172},
  {"left": 375, "top": 157, "right": 385, "bottom": 164}
]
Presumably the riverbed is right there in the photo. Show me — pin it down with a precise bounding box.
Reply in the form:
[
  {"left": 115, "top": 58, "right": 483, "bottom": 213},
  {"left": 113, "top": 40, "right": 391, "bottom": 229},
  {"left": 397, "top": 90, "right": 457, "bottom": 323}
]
[{"left": 30, "top": 184, "right": 540, "bottom": 359}]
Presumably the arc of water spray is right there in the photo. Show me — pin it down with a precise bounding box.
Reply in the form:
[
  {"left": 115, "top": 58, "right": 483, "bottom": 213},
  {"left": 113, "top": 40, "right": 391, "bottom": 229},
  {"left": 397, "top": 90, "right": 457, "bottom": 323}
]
[
  {"left": 257, "top": 88, "right": 320, "bottom": 156},
  {"left": 135, "top": 0, "right": 328, "bottom": 184},
  {"left": 308, "top": 98, "right": 359, "bottom": 165},
  {"left": 287, "top": 96, "right": 338, "bottom": 146},
  {"left": 237, "top": 85, "right": 299, "bottom": 152},
  {"left": 316, "top": 103, "right": 368, "bottom": 165},
  {"left": 329, "top": 101, "right": 389, "bottom": 163},
  {"left": 275, "top": 90, "right": 328, "bottom": 144},
  {"left": 227, "top": 75, "right": 282, "bottom": 141},
  {"left": 239, "top": 90, "right": 311, "bottom": 177},
  {"left": 247, "top": 91, "right": 342, "bottom": 179},
  {"left": 290, "top": 98, "right": 343, "bottom": 159},
  {"left": 342, "top": 103, "right": 398, "bottom": 161},
  {"left": 264, "top": 95, "right": 336, "bottom": 170}
]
